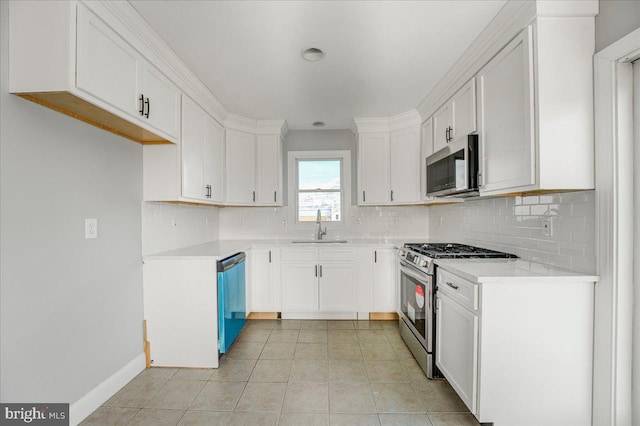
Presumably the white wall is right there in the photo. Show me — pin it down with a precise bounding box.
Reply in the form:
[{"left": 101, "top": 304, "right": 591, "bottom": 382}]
[
  {"left": 142, "top": 202, "right": 220, "bottom": 255},
  {"left": 428, "top": 191, "right": 596, "bottom": 273},
  {"left": 633, "top": 59, "right": 640, "bottom": 426},
  {"left": 0, "top": 0, "right": 143, "bottom": 404}
]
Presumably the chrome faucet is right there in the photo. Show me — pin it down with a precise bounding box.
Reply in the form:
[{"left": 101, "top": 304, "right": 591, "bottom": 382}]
[{"left": 316, "top": 209, "right": 327, "bottom": 240}]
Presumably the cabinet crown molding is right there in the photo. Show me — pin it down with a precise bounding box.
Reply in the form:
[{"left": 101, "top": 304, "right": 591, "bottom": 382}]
[
  {"left": 225, "top": 113, "right": 257, "bottom": 133},
  {"left": 352, "top": 109, "right": 421, "bottom": 134},
  {"left": 256, "top": 120, "right": 289, "bottom": 136}
]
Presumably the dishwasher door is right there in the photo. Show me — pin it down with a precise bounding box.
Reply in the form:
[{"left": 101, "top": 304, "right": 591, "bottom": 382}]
[{"left": 217, "top": 252, "right": 247, "bottom": 353}]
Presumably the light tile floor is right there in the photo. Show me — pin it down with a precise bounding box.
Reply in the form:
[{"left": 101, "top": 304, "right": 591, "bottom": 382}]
[{"left": 82, "top": 320, "right": 480, "bottom": 426}]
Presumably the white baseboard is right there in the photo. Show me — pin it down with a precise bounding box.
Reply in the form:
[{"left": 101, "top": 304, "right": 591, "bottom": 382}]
[{"left": 69, "top": 353, "right": 146, "bottom": 426}]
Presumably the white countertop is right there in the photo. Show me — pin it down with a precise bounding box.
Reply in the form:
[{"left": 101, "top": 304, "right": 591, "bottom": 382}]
[
  {"left": 434, "top": 258, "right": 599, "bottom": 284},
  {"left": 144, "top": 238, "right": 407, "bottom": 260}
]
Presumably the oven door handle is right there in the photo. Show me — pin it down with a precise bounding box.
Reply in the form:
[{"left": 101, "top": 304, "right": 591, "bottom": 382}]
[{"left": 399, "top": 261, "right": 431, "bottom": 282}]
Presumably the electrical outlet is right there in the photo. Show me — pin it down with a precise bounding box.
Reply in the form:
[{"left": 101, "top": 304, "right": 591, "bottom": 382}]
[
  {"left": 85, "top": 218, "right": 98, "bottom": 239},
  {"left": 542, "top": 217, "right": 553, "bottom": 237}
]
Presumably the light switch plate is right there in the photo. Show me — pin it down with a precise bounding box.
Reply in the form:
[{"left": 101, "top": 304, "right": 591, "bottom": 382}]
[{"left": 85, "top": 218, "right": 98, "bottom": 239}]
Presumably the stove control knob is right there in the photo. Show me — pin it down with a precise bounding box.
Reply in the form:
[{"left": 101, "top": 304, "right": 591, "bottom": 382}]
[
  {"left": 421, "top": 260, "right": 429, "bottom": 268},
  {"left": 398, "top": 250, "right": 406, "bottom": 257}
]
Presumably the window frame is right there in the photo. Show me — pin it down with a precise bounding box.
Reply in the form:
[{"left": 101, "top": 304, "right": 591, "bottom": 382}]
[{"left": 287, "top": 150, "right": 351, "bottom": 228}]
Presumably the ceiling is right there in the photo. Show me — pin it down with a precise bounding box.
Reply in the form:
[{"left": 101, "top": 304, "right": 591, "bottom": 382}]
[{"left": 130, "top": 0, "right": 507, "bottom": 130}]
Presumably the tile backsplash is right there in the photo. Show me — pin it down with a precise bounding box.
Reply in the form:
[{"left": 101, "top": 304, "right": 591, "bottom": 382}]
[
  {"left": 142, "top": 202, "right": 220, "bottom": 255},
  {"left": 142, "top": 190, "right": 596, "bottom": 274},
  {"left": 428, "top": 191, "right": 596, "bottom": 273},
  {"left": 218, "top": 205, "right": 430, "bottom": 240}
]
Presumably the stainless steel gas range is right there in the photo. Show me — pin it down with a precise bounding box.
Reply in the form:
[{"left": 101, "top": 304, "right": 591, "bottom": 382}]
[{"left": 398, "top": 243, "right": 516, "bottom": 379}]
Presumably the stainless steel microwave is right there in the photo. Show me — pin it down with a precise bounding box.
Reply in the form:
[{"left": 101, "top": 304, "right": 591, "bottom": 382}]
[{"left": 426, "top": 135, "right": 479, "bottom": 198}]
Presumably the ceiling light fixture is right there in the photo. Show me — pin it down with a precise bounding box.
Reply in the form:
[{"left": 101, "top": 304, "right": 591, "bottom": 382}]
[
  {"left": 301, "top": 47, "right": 325, "bottom": 62},
  {"left": 312, "top": 121, "right": 325, "bottom": 128}
]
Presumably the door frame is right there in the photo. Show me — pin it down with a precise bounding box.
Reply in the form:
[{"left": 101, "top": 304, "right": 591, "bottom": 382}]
[{"left": 593, "top": 27, "right": 640, "bottom": 425}]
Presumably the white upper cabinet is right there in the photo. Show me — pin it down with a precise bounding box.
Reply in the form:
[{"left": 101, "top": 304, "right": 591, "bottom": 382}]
[
  {"left": 477, "top": 28, "right": 535, "bottom": 193},
  {"left": 432, "top": 102, "right": 453, "bottom": 154},
  {"left": 389, "top": 126, "right": 421, "bottom": 204},
  {"left": 256, "top": 134, "right": 283, "bottom": 205},
  {"left": 181, "top": 96, "right": 224, "bottom": 203},
  {"left": 225, "top": 129, "right": 257, "bottom": 204},
  {"left": 358, "top": 133, "right": 391, "bottom": 205},
  {"left": 432, "top": 79, "right": 476, "bottom": 154},
  {"left": 204, "top": 118, "right": 225, "bottom": 203},
  {"left": 355, "top": 111, "right": 422, "bottom": 206},
  {"left": 140, "top": 62, "right": 181, "bottom": 140},
  {"left": 10, "top": 1, "right": 180, "bottom": 144},
  {"left": 76, "top": 4, "right": 141, "bottom": 118},
  {"left": 421, "top": 118, "right": 433, "bottom": 201},
  {"left": 144, "top": 96, "right": 224, "bottom": 204},
  {"left": 477, "top": 19, "right": 595, "bottom": 196}
]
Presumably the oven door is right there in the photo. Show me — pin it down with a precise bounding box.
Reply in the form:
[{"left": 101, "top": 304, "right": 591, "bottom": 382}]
[{"left": 399, "top": 260, "right": 432, "bottom": 351}]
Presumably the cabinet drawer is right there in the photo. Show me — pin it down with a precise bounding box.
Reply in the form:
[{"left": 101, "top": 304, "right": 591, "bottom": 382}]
[
  {"left": 437, "top": 269, "right": 478, "bottom": 311},
  {"left": 280, "top": 248, "right": 318, "bottom": 262},
  {"left": 319, "top": 249, "right": 355, "bottom": 262}
]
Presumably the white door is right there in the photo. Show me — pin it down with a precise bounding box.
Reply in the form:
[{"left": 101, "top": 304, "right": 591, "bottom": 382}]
[
  {"left": 281, "top": 263, "right": 318, "bottom": 312},
  {"left": 358, "top": 133, "right": 390, "bottom": 204},
  {"left": 226, "top": 129, "right": 256, "bottom": 204},
  {"left": 204, "top": 116, "right": 225, "bottom": 202},
  {"left": 319, "top": 263, "right": 356, "bottom": 312},
  {"left": 436, "top": 293, "right": 478, "bottom": 414},
  {"left": 181, "top": 97, "right": 206, "bottom": 200},
  {"left": 432, "top": 102, "right": 453, "bottom": 154},
  {"left": 76, "top": 4, "right": 139, "bottom": 117},
  {"left": 372, "top": 249, "right": 397, "bottom": 312},
  {"left": 390, "top": 126, "right": 421, "bottom": 203},
  {"left": 140, "top": 62, "right": 181, "bottom": 140},
  {"left": 451, "top": 79, "right": 477, "bottom": 141},
  {"left": 256, "top": 134, "right": 281, "bottom": 205},
  {"left": 250, "top": 249, "right": 274, "bottom": 312},
  {"left": 477, "top": 27, "right": 535, "bottom": 193}
]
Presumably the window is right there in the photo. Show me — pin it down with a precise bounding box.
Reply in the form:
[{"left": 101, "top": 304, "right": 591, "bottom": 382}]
[
  {"left": 288, "top": 150, "right": 351, "bottom": 226},
  {"left": 297, "top": 159, "right": 342, "bottom": 222}
]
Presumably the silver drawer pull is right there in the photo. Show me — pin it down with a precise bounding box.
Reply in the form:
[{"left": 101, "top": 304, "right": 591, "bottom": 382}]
[{"left": 446, "top": 282, "right": 459, "bottom": 290}]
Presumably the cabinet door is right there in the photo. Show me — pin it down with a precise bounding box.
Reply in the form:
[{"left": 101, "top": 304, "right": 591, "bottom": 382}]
[
  {"left": 372, "top": 249, "right": 397, "bottom": 312},
  {"left": 204, "top": 116, "right": 225, "bottom": 202},
  {"left": 281, "top": 263, "right": 318, "bottom": 312},
  {"left": 451, "top": 79, "right": 476, "bottom": 140},
  {"left": 319, "top": 263, "right": 356, "bottom": 312},
  {"left": 477, "top": 27, "right": 535, "bottom": 193},
  {"left": 436, "top": 293, "right": 478, "bottom": 414},
  {"left": 226, "top": 129, "right": 256, "bottom": 204},
  {"left": 432, "top": 102, "right": 453, "bottom": 154},
  {"left": 421, "top": 118, "right": 433, "bottom": 200},
  {"left": 141, "top": 62, "right": 181, "bottom": 140},
  {"left": 250, "top": 249, "right": 274, "bottom": 312},
  {"left": 358, "top": 133, "right": 390, "bottom": 204},
  {"left": 256, "top": 134, "right": 282, "bottom": 205},
  {"left": 390, "top": 126, "right": 421, "bottom": 203},
  {"left": 181, "top": 97, "right": 206, "bottom": 200},
  {"left": 76, "top": 4, "right": 140, "bottom": 117}
]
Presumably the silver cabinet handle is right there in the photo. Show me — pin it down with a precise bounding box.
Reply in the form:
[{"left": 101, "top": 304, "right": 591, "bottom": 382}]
[
  {"left": 252, "top": 191, "right": 256, "bottom": 202},
  {"left": 315, "top": 265, "right": 318, "bottom": 277},
  {"left": 390, "top": 190, "right": 394, "bottom": 202},
  {"left": 319, "top": 265, "right": 323, "bottom": 278},
  {"left": 274, "top": 191, "right": 277, "bottom": 202},
  {"left": 362, "top": 191, "right": 366, "bottom": 202},
  {"left": 446, "top": 281, "right": 459, "bottom": 290}
]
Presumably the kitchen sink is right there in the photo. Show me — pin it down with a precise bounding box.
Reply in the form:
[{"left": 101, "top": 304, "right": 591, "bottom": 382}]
[{"left": 291, "top": 240, "right": 349, "bottom": 244}]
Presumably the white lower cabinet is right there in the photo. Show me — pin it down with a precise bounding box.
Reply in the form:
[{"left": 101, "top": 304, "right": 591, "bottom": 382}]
[
  {"left": 372, "top": 248, "right": 397, "bottom": 312},
  {"left": 248, "top": 248, "right": 279, "bottom": 313},
  {"left": 436, "top": 292, "right": 478, "bottom": 413},
  {"left": 435, "top": 267, "right": 595, "bottom": 425},
  {"left": 280, "top": 248, "right": 356, "bottom": 319}
]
